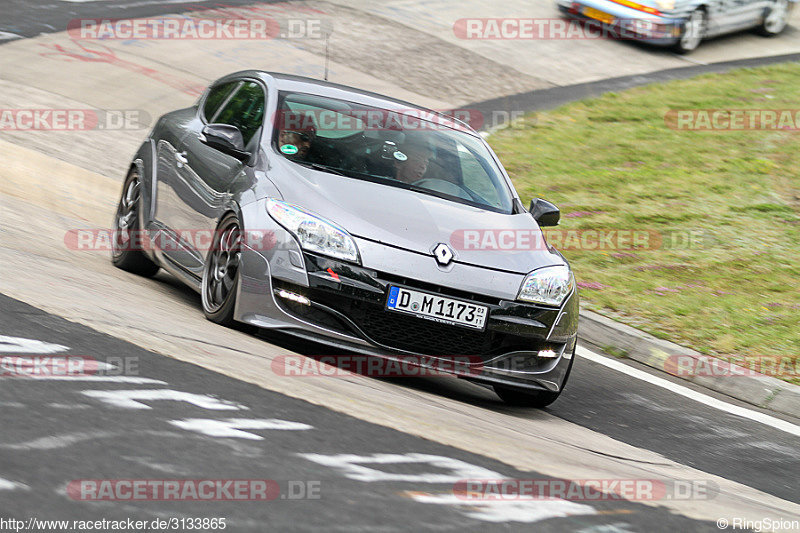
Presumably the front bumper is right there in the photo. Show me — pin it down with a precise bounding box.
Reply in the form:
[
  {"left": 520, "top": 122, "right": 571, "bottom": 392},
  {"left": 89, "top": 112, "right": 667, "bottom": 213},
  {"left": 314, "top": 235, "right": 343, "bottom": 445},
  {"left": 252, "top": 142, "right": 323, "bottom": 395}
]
[
  {"left": 556, "top": 0, "right": 686, "bottom": 45},
  {"left": 236, "top": 238, "right": 577, "bottom": 392}
]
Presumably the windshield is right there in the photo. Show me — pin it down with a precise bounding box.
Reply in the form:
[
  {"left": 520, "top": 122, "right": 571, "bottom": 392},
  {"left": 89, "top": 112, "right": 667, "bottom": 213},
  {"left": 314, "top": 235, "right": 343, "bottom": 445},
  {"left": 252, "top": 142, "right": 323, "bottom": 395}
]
[{"left": 272, "top": 91, "right": 515, "bottom": 213}]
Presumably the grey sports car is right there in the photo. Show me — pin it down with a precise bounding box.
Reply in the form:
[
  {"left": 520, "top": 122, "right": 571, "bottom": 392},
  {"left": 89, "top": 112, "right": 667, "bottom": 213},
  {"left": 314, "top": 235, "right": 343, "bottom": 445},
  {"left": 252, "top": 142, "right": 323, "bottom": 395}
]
[
  {"left": 557, "top": 0, "right": 795, "bottom": 53},
  {"left": 112, "top": 71, "right": 578, "bottom": 407}
]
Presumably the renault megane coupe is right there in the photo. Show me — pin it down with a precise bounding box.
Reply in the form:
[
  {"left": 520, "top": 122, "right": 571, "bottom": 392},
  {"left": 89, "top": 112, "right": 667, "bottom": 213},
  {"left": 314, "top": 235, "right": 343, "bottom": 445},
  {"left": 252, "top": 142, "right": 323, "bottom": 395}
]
[{"left": 111, "top": 71, "right": 578, "bottom": 407}]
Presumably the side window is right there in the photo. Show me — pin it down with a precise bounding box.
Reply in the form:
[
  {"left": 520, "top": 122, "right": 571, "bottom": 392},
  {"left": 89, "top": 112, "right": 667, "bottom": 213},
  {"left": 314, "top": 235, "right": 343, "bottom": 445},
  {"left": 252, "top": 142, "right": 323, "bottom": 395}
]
[
  {"left": 203, "top": 82, "right": 239, "bottom": 122},
  {"left": 213, "top": 81, "right": 266, "bottom": 146},
  {"left": 459, "top": 145, "right": 501, "bottom": 206}
]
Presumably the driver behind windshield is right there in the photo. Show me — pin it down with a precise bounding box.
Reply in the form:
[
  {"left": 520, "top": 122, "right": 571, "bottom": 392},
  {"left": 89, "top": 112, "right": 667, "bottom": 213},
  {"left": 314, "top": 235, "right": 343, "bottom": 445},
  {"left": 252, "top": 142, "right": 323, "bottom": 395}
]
[{"left": 392, "top": 141, "right": 435, "bottom": 185}]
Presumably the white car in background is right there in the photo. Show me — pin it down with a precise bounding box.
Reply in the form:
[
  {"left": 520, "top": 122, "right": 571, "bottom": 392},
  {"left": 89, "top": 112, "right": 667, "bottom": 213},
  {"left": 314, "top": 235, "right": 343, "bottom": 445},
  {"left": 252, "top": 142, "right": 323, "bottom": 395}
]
[{"left": 557, "top": 0, "right": 795, "bottom": 52}]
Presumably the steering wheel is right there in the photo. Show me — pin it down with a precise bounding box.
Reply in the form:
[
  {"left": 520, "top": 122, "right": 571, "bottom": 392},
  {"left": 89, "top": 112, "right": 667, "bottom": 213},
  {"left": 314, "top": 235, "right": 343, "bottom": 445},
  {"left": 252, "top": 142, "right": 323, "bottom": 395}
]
[{"left": 411, "top": 178, "right": 473, "bottom": 200}]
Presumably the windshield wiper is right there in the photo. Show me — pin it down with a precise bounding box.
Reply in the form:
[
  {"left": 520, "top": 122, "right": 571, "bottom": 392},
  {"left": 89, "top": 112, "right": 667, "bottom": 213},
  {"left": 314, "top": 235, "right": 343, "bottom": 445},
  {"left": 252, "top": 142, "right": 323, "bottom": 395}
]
[{"left": 294, "top": 161, "right": 346, "bottom": 176}]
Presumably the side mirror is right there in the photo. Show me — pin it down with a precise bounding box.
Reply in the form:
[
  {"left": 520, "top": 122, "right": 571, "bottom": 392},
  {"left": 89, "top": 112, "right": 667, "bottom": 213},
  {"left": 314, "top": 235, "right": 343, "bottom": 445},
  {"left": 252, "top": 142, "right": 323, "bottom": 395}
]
[
  {"left": 529, "top": 198, "right": 560, "bottom": 227},
  {"left": 200, "top": 124, "right": 251, "bottom": 162}
]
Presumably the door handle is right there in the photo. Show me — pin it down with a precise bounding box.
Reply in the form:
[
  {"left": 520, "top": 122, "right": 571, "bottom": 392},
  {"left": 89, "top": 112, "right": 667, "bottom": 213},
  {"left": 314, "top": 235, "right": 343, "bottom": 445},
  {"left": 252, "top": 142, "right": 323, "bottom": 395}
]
[{"left": 175, "top": 151, "right": 188, "bottom": 167}]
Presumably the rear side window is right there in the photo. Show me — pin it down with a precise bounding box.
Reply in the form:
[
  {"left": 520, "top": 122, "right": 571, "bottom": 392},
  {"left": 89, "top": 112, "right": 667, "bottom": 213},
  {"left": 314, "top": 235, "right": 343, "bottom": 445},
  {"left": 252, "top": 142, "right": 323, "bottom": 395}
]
[
  {"left": 213, "top": 81, "right": 266, "bottom": 146},
  {"left": 203, "top": 82, "right": 239, "bottom": 122}
]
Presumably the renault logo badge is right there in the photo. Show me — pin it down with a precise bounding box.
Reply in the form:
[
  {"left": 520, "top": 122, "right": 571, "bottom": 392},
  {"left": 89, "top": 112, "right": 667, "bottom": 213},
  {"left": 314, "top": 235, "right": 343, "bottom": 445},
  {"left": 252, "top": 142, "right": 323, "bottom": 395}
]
[{"left": 433, "top": 243, "right": 454, "bottom": 266}]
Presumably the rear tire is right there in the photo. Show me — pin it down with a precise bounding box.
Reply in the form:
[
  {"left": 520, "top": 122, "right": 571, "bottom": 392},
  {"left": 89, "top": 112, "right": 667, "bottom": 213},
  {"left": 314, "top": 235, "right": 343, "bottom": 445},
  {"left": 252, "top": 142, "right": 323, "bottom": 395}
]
[
  {"left": 111, "top": 168, "right": 159, "bottom": 277},
  {"left": 493, "top": 348, "right": 575, "bottom": 408},
  {"left": 757, "top": 0, "right": 790, "bottom": 36},
  {"left": 673, "top": 9, "right": 706, "bottom": 54}
]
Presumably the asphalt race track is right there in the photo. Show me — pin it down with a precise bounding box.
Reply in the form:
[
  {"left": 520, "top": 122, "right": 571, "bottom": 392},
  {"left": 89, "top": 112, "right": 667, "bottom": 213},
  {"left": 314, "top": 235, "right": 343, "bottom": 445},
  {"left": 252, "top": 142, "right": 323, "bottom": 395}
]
[
  {"left": 1, "top": 1, "right": 800, "bottom": 531},
  {"left": 1, "top": 293, "right": 725, "bottom": 531}
]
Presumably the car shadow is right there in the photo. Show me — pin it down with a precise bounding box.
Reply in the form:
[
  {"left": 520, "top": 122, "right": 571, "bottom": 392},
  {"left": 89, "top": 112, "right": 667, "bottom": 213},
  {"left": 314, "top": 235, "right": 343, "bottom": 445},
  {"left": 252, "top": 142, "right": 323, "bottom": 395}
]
[
  {"left": 255, "top": 327, "right": 556, "bottom": 416},
  {"left": 150, "top": 270, "right": 201, "bottom": 307}
]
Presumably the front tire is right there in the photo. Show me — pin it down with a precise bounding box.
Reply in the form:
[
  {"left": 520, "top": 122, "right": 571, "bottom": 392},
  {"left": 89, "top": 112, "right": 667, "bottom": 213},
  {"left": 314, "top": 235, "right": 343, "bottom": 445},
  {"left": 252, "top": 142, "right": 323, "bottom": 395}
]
[
  {"left": 111, "top": 168, "right": 159, "bottom": 277},
  {"left": 757, "top": 0, "right": 790, "bottom": 36},
  {"left": 673, "top": 9, "right": 706, "bottom": 54},
  {"left": 202, "top": 213, "right": 244, "bottom": 328},
  {"left": 493, "top": 348, "right": 575, "bottom": 407}
]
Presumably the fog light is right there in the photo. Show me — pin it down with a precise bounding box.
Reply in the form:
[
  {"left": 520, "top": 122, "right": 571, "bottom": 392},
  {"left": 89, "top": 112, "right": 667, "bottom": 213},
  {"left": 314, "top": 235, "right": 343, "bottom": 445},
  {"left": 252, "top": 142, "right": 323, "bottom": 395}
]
[
  {"left": 278, "top": 289, "right": 310, "bottom": 306},
  {"left": 537, "top": 349, "right": 558, "bottom": 359}
]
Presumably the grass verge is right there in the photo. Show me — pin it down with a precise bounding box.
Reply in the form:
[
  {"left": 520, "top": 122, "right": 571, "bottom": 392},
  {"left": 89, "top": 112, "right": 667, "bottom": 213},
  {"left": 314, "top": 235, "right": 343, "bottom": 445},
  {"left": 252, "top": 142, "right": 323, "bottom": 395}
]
[{"left": 489, "top": 62, "right": 800, "bottom": 384}]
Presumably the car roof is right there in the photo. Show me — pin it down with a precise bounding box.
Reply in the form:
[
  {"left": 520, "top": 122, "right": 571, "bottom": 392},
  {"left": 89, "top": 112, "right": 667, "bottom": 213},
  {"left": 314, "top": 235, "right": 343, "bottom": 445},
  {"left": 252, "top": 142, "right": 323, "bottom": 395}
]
[{"left": 213, "top": 70, "right": 478, "bottom": 136}]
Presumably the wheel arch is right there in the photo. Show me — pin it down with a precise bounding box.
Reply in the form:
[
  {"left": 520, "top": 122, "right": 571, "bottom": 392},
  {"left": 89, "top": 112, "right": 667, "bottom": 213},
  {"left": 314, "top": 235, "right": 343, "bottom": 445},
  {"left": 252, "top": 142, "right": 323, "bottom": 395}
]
[
  {"left": 126, "top": 143, "right": 158, "bottom": 263},
  {"left": 130, "top": 138, "right": 157, "bottom": 232}
]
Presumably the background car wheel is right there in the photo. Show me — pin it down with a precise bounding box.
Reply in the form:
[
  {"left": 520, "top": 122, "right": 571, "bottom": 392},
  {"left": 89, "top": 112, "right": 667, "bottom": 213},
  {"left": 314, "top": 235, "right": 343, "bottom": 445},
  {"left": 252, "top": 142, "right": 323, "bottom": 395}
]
[
  {"left": 674, "top": 9, "right": 706, "bottom": 54},
  {"left": 757, "top": 0, "right": 790, "bottom": 36},
  {"left": 201, "top": 213, "right": 253, "bottom": 331},
  {"left": 493, "top": 347, "right": 575, "bottom": 407},
  {"left": 111, "top": 168, "right": 159, "bottom": 277}
]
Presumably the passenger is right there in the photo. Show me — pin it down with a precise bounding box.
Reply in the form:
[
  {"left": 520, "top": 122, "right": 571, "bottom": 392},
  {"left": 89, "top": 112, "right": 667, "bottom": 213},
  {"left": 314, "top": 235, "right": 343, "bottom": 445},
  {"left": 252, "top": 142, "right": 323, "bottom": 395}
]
[{"left": 277, "top": 111, "right": 317, "bottom": 160}]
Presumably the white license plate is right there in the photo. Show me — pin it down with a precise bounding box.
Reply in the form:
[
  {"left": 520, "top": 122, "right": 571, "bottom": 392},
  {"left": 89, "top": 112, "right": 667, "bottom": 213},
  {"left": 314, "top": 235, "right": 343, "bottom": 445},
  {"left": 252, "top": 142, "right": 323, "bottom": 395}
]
[{"left": 386, "top": 286, "right": 488, "bottom": 330}]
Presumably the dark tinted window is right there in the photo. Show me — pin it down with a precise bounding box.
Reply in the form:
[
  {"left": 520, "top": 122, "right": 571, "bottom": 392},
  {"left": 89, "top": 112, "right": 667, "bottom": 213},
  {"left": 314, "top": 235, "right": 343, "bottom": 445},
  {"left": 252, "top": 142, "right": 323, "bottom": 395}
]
[
  {"left": 203, "top": 82, "right": 238, "bottom": 122},
  {"left": 213, "top": 81, "right": 266, "bottom": 146},
  {"left": 271, "top": 92, "right": 514, "bottom": 213}
]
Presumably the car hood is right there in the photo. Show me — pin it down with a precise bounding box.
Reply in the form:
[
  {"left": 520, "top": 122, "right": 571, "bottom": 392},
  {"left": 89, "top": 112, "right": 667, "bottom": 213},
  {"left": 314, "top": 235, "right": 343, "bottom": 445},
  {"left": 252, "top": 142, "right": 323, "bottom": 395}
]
[{"left": 270, "top": 160, "right": 565, "bottom": 274}]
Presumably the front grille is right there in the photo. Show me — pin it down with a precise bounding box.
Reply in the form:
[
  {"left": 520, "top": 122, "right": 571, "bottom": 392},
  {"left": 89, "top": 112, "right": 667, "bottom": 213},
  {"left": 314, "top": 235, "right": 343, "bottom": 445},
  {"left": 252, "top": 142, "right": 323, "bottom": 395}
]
[
  {"left": 273, "top": 274, "right": 543, "bottom": 358},
  {"left": 355, "top": 304, "right": 494, "bottom": 356},
  {"left": 312, "top": 293, "right": 498, "bottom": 356}
]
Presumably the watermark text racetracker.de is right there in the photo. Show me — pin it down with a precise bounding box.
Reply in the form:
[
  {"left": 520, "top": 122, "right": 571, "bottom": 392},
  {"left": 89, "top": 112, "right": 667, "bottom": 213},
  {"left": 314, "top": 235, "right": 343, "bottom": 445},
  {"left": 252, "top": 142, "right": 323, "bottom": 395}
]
[
  {"left": 0, "top": 356, "right": 139, "bottom": 378},
  {"left": 67, "top": 479, "right": 321, "bottom": 501},
  {"left": 449, "top": 228, "right": 707, "bottom": 252},
  {"left": 665, "top": 109, "right": 800, "bottom": 131},
  {"left": 68, "top": 14, "right": 328, "bottom": 41},
  {"left": 65, "top": 228, "right": 279, "bottom": 253},
  {"left": 452, "top": 478, "right": 719, "bottom": 501},
  {"left": 272, "top": 107, "right": 527, "bottom": 133},
  {"left": 665, "top": 355, "right": 800, "bottom": 379},
  {"left": 0, "top": 109, "right": 150, "bottom": 131},
  {"left": 453, "top": 18, "right": 671, "bottom": 40},
  {"left": 272, "top": 354, "right": 483, "bottom": 378}
]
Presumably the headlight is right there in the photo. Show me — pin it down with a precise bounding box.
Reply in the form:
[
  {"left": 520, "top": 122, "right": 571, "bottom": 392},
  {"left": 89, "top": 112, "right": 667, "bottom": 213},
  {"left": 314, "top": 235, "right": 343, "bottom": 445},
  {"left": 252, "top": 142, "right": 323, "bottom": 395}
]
[
  {"left": 266, "top": 198, "right": 360, "bottom": 264},
  {"left": 517, "top": 265, "right": 574, "bottom": 306}
]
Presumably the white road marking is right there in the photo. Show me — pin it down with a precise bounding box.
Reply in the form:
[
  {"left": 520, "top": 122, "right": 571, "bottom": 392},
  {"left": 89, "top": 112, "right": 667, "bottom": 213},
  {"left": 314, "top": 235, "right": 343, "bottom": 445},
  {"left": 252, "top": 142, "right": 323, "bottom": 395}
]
[
  {"left": 59, "top": 0, "right": 191, "bottom": 4},
  {"left": 169, "top": 418, "right": 313, "bottom": 440},
  {"left": 22, "top": 376, "right": 166, "bottom": 383},
  {"left": 0, "top": 478, "right": 21, "bottom": 490},
  {"left": 578, "top": 346, "right": 800, "bottom": 438},
  {"left": 0, "top": 336, "right": 67, "bottom": 354},
  {"left": 1, "top": 359, "right": 117, "bottom": 372},
  {"left": 46, "top": 403, "right": 92, "bottom": 410},
  {"left": 576, "top": 523, "right": 638, "bottom": 533},
  {"left": 81, "top": 389, "right": 247, "bottom": 410},
  {"left": 0, "top": 31, "right": 23, "bottom": 42},
  {"left": 0, "top": 431, "right": 119, "bottom": 450},
  {"left": 407, "top": 492, "right": 596, "bottom": 523},
  {"left": 299, "top": 453, "right": 502, "bottom": 483}
]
